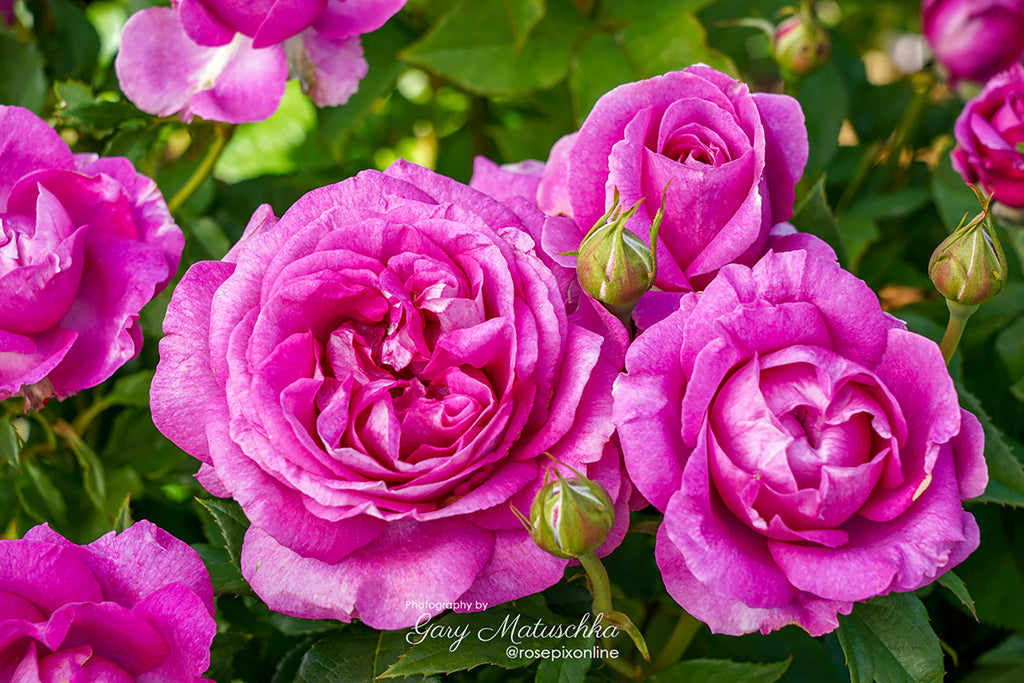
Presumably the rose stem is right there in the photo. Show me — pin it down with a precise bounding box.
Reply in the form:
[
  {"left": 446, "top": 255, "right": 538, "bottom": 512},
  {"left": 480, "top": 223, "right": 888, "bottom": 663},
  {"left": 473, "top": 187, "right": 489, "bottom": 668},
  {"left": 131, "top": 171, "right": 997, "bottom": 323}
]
[
  {"left": 939, "top": 300, "right": 979, "bottom": 365},
  {"left": 646, "top": 610, "right": 702, "bottom": 677},
  {"left": 167, "top": 123, "right": 235, "bottom": 215},
  {"left": 578, "top": 551, "right": 643, "bottom": 679}
]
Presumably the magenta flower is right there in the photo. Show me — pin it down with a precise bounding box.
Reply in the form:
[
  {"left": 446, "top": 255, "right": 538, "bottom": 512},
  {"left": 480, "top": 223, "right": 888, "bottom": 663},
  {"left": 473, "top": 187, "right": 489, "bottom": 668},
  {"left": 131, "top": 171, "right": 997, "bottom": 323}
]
[
  {"left": 0, "top": 106, "right": 183, "bottom": 406},
  {"left": 922, "top": 0, "right": 1024, "bottom": 85},
  {"left": 151, "top": 160, "right": 630, "bottom": 629},
  {"left": 537, "top": 65, "right": 808, "bottom": 292},
  {"left": 613, "top": 248, "right": 987, "bottom": 636},
  {"left": 115, "top": 0, "right": 405, "bottom": 123},
  {"left": 953, "top": 64, "right": 1024, "bottom": 207},
  {"left": 0, "top": 521, "right": 216, "bottom": 681}
]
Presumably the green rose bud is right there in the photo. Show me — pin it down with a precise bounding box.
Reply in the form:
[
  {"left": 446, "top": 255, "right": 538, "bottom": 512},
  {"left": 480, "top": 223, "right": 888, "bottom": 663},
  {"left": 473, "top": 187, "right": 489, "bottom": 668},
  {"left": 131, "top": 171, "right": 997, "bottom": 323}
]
[
  {"left": 513, "top": 464, "right": 615, "bottom": 559},
  {"left": 575, "top": 188, "right": 666, "bottom": 313},
  {"left": 929, "top": 194, "right": 1008, "bottom": 306},
  {"left": 773, "top": 7, "right": 831, "bottom": 79}
]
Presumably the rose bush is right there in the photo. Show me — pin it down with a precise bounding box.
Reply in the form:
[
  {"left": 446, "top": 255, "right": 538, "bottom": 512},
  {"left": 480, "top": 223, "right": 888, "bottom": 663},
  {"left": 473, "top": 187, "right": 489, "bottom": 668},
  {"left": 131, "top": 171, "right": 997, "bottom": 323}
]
[
  {"left": 922, "top": 0, "right": 1024, "bottom": 85},
  {"left": 0, "top": 106, "right": 182, "bottom": 406},
  {"left": 537, "top": 65, "right": 808, "bottom": 293},
  {"left": 116, "top": 0, "right": 405, "bottom": 123},
  {"left": 0, "top": 521, "right": 216, "bottom": 681},
  {"left": 953, "top": 63, "right": 1024, "bottom": 207},
  {"left": 150, "top": 160, "right": 629, "bottom": 629},
  {"left": 614, "top": 247, "right": 987, "bottom": 636}
]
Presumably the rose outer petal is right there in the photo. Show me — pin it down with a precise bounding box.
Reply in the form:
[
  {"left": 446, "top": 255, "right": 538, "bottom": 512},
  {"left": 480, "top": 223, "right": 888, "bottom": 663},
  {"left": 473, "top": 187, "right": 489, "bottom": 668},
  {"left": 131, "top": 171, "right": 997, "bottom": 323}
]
[
  {"left": 116, "top": 7, "right": 287, "bottom": 124},
  {"left": 0, "top": 106, "right": 73, "bottom": 211},
  {"left": 285, "top": 30, "right": 367, "bottom": 107},
  {"left": 241, "top": 520, "right": 493, "bottom": 630}
]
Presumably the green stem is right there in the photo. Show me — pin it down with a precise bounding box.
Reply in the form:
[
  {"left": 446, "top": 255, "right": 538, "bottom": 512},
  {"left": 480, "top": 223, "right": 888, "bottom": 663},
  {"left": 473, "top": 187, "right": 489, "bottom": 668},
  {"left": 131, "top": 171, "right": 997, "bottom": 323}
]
[
  {"left": 579, "top": 551, "right": 613, "bottom": 616},
  {"left": 887, "top": 71, "right": 934, "bottom": 171},
  {"left": 167, "top": 124, "right": 234, "bottom": 214},
  {"left": 646, "top": 611, "right": 702, "bottom": 677},
  {"left": 835, "top": 141, "right": 882, "bottom": 217},
  {"left": 939, "top": 300, "right": 979, "bottom": 365}
]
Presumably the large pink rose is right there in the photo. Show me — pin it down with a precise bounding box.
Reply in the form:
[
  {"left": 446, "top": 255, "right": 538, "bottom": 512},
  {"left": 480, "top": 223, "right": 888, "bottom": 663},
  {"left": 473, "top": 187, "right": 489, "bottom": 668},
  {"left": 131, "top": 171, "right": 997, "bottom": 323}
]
[
  {"left": 0, "top": 521, "right": 216, "bottom": 682},
  {"left": 922, "top": 0, "right": 1024, "bottom": 85},
  {"left": 613, "top": 248, "right": 987, "bottom": 636},
  {"left": 952, "top": 64, "right": 1024, "bottom": 207},
  {"left": 0, "top": 106, "right": 183, "bottom": 405},
  {"left": 538, "top": 65, "right": 808, "bottom": 292},
  {"left": 116, "top": 0, "right": 405, "bottom": 122},
  {"left": 151, "top": 161, "right": 629, "bottom": 629}
]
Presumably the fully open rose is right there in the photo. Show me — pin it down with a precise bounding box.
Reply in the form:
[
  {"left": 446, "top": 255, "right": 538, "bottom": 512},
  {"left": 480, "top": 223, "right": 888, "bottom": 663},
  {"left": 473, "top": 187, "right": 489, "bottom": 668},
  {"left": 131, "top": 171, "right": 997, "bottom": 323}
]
[
  {"left": 0, "top": 521, "right": 215, "bottom": 681},
  {"left": 613, "top": 248, "right": 987, "bottom": 636},
  {"left": 537, "top": 65, "right": 807, "bottom": 292},
  {"left": 151, "top": 161, "right": 629, "bottom": 629},
  {"left": 0, "top": 105, "right": 182, "bottom": 405}
]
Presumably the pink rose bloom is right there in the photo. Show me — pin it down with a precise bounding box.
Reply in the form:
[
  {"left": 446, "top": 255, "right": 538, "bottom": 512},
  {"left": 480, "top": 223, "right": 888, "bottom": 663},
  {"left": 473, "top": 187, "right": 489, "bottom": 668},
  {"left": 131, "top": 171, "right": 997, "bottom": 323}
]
[
  {"left": 0, "top": 106, "right": 183, "bottom": 406},
  {"left": 922, "top": 0, "right": 1024, "bottom": 85},
  {"left": 952, "top": 64, "right": 1024, "bottom": 207},
  {"left": 115, "top": 0, "right": 405, "bottom": 123},
  {"left": 614, "top": 248, "right": 987, "bottom": 636},
  {"left": 537, "top": 65, "right": 808, "bottom": 293},
  {"left": 0, "top": 0, "right": 13, "bottom": 24},
  {"left": 0, "top": 521, "right": 216, "bottom": 682},
  {"left": 151, "top": 160, "right": 630, "bottom": 629}
]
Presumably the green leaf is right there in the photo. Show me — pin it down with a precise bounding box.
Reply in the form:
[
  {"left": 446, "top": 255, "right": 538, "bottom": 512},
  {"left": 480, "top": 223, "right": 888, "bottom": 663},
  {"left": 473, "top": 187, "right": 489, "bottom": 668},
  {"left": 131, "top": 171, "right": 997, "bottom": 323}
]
[
  {"left": 647, "top": 658, "right": 791, "bottom": 683},
  {"left": 791, "top": 176, "right": 849, "bottom": 267},
  {"left": 0, "top": 414, "right": 22, "bottom": 470},
  {"left": 295, "top": 626, "right": 439, "bottom": 683},
  {"left": 192, "top": 543, "right": 249, "bottom": 595},
  {"left": 836, "top": 593, "right": 943, "bottom": 683},
  {"left": 797, "top": 62, "right": 849, "bottom": 174},
  {"left": 0, "top": 30, "right": 47, "bottom": 112},
  {"left": 17, "top": 460, "right": 67, "bottom": 526},
  {"left": 936, "top": 571, "right": 977, "bottom": 619},
  {"left": 605, "top": 0, "right": 735, "bottom": 78},
  {"left": 401, "top": 0, "right": 589, "bottom": 96},
  {"left": 197, "top": 497, "right": 250, "bottom": 567},
  {"left": 54, "top": 421, "right": 106, "bottom": 513},
  {"left": 505, "top": 0, "right": 546, "bottom": 53},
  {"left": 957, "top": 384, "right": 1024, "bottom": 507},
  {"left": 27, "top": 0, "right": 100, "bottom": 81},
  {"left": 569, "top": 32, "right": 638, "bottom": 124},
  {"left": 112, "top": 493, "right": 132, "bottom": 533}
]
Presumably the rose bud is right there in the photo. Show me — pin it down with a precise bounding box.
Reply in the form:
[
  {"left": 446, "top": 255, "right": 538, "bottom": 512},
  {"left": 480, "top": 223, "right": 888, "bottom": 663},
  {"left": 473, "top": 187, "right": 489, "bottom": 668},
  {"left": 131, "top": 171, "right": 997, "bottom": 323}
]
[
  {"left": 576, "top": 188, "right": 665, "bottom": 314},
  {"left": 773, "top": 9, "right": 831, "bottom": 78},
  {"left": 515, "top": 464, "right": 616, "bottom": 559},
  {"left": 929, "top": 200, "right": 1008, "bottom": 306}
]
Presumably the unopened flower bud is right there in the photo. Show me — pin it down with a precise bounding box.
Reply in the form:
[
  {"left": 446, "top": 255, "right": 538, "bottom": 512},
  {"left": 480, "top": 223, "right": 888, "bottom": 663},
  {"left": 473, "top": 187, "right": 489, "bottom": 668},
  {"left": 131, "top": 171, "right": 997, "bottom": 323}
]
[
  {"left": 514, "top": 465, "right": 615, "bottom": 559},
  {"left": 576, "top": 188, "right": 665, "bottom": 311},
  {"left": 773, "top": 8, "right": 831, "bottom": 78},
  {"left": 929, "top": 192, "right": 1007, "bottom": 306}
]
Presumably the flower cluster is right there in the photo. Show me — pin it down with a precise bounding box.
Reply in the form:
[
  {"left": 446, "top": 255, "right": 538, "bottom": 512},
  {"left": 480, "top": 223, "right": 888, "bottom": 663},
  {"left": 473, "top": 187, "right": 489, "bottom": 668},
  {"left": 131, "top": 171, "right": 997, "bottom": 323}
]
[
  {"left": 2, "top": 4, "right": 996, "bottom": 665},
  {"left": 115, "top": 0, "right": 406, "bottom": 123},
  {"left": 144, "top": 62, "right": 988, "bottom": 639}
]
